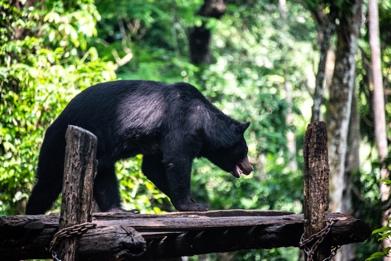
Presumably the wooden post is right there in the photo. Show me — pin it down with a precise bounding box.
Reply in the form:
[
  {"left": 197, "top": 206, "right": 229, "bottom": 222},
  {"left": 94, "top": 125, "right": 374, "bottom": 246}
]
[
  {"left": 303, "top": 121, "right": 331, "bottom": 260},
  {"left": 57, "top": 125, "right": 97, "bottom": 261}
]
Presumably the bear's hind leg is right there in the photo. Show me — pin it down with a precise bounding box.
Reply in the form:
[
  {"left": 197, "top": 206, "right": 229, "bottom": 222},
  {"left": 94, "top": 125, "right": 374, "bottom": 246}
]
[
  {"left": 26, "top": 134, "right": 64, "bottom": 214},
  {"left": 94, "top": 162, "right": 121, "bottom": 212},
  {"left": 26, "top": 178, "right": 62, "bottom": 214}
]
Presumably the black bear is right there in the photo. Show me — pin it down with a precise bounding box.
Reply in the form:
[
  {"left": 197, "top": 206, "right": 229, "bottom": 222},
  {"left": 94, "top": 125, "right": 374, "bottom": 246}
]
[{"left": 26, "top": 80, "right": 253, "bottom": 214}]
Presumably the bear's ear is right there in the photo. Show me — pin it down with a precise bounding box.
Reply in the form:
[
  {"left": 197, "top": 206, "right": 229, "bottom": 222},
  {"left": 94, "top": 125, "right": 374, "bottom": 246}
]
[{"left": 241, "top": 122, "right": 250, "bottom": 132}]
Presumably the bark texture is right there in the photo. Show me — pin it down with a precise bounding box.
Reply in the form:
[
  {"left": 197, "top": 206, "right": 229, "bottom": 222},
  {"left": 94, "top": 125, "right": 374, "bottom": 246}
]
[
  {"left": 303, "top": 121, "right": 330, "bottom": 260},
  {"left": 327, "top": 0, "right": 362, "bottom": 213},
  {"left": 57, "top": 125, "right": 98, "bottom": 260},
  {"left": 310, "top": 5, "right": 336, "bottom": 122},
  {"left": 327, "top": 2, "right": 363, "bottom": 260}
]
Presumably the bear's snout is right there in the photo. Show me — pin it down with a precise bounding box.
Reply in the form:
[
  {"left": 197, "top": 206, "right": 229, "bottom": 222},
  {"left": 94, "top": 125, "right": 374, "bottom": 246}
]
[
  {"left": 238, "top": 157, "right": 253, "bottom": 175},
  {"left": 232, "top": 157, "right": 253, "bottom": 178}
]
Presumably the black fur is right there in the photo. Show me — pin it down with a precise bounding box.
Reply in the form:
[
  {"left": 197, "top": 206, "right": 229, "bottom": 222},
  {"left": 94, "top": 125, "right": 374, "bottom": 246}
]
[{"left": 26, "top": 80, "right": 250, "bottom": 213}]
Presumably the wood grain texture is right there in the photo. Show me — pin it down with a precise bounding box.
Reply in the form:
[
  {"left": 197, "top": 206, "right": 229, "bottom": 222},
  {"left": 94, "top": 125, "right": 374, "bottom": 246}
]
[
  {"left": 0, "top": 211, "right": 370, "bottom": 260},
  {"left": 303, "top": 121, "right": 330, "bottom": 260},
  {"left": 57, "top": 125, "right": 97, "bottom": 260}
]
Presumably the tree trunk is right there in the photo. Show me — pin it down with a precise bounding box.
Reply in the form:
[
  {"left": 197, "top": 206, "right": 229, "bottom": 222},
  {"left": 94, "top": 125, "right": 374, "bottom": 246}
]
[
  {"left": 311, "top": 23, "right": 335, "bottom": 122},
  {"left": 324, "top": 48, "right": 335, "bottom": 91},
  {"left": 326, "top": 1, "right": 362, "bottom": 260},
  {"left": 285, "top": 81, "right": 297, "bottom": 170},
  {"left": 188, "top": 0, "right": 226, "bottom": 65},
  {"left": 278, "top": 0, "right": 297, "bottom": 171},
  {"left": 339, "top": 85, "right": 360, "bottom": 261},
  {"left": 368, "top": 0, "right": 390, "bottom": 257},
  {"left": 345, "top": 90, "right": 360, "bottom": 213},
  {"left": 305, "top": 2, "right": 336, "bottom": 123},
  {"left": 327, "top": 0, "right": 362, "bottom": 212},
  {"left": 369, "top": 1, "right": 388, "bottom": 162}
]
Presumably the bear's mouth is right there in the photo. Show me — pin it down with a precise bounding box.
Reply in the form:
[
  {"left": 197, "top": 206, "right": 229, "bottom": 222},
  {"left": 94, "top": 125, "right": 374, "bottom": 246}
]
[{"left": 231, "top": 157, "right": 253, "bottom": 178}]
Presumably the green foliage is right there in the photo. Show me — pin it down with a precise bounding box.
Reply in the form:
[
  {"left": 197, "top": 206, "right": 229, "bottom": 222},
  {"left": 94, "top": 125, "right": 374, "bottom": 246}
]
[
  {"left": 355, "top": 2, "right": 391, "bottom": 258},
  {"left": 365, "top": 169, "right": 391, "bottom": 261},
  {"left": 366, "top": 223, "right": 391, "bottom": 260},
  {"left": 116, "top": 156, "right": 171, "bottom": 213},
  {"left": 95, "top": 0, "right": 201, "bottom": 83},
  {"left": 366, "top": 250, "right": 390, "bottom": 261},
  {"left": 0, "top": 0, "right": 116, "bottom": 214}
]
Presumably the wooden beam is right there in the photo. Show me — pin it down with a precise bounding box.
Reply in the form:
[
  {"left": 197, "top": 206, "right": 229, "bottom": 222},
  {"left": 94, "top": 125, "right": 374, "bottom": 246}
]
[{"left": 0, "top": 211, "right": 370, "bottom": 260}]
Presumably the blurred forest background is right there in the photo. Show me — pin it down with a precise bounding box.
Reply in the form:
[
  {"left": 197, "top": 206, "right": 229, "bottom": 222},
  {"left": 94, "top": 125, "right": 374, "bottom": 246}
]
[{"left": 0, "top": 0, "right": 390, "bottom": 260}]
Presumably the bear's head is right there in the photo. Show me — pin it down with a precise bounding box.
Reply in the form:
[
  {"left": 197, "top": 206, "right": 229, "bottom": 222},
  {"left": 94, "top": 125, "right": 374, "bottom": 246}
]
[{"left": 204, "top": 121, "right": 253, "bottom": 178}]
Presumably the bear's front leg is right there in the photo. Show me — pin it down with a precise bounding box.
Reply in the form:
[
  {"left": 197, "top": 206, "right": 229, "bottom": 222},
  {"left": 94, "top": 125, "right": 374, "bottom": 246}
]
[{"left": 163, "top": 156, "right": 208, "bottom": 211}]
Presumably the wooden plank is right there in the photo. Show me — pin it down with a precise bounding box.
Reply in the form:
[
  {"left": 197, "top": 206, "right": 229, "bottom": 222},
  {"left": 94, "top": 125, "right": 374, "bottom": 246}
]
[
  {"left": 94, "top": 209, "right": 294, "bottom": 219},
  {"left": 0, "top": 211, "right": 370, "bottom": 260}
]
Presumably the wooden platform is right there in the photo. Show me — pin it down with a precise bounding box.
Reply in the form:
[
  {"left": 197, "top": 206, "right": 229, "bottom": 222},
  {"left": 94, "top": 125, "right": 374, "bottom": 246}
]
[{"left": 0, "top": 210, "right": 370, "bottom": 260}]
